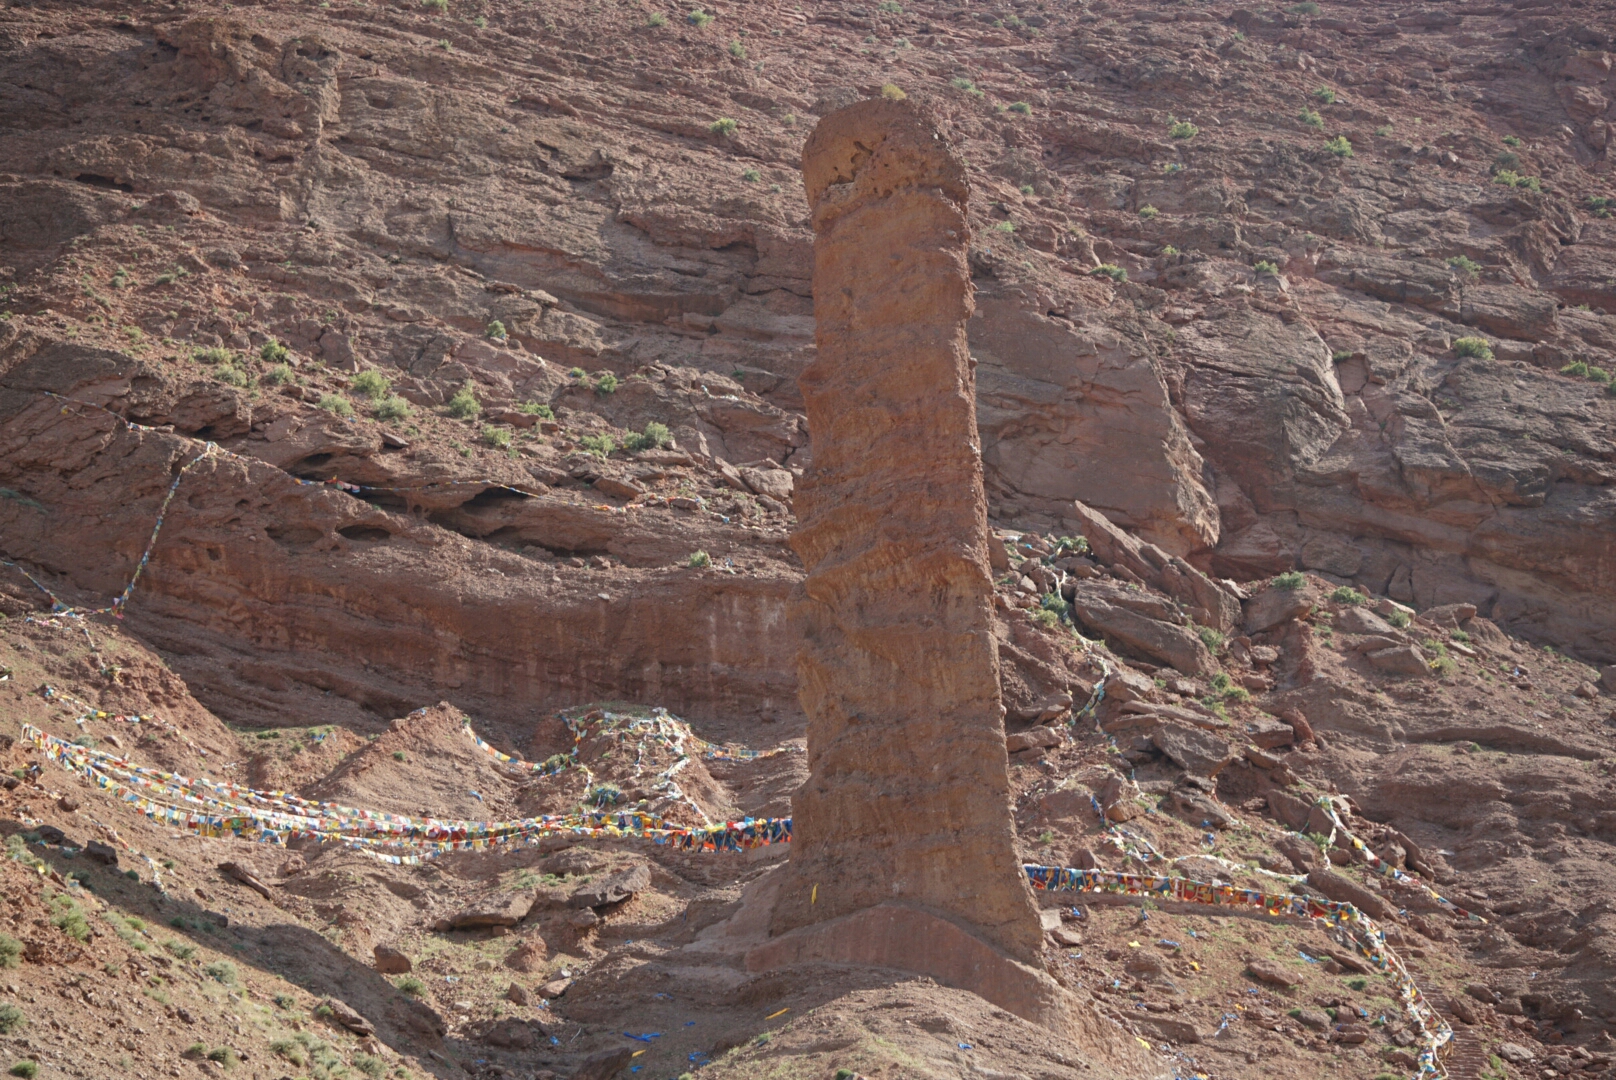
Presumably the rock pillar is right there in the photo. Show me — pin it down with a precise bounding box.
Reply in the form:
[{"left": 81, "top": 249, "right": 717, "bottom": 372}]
[{"left": 765, "top": 99, "right": 1043, "bottom": 965}]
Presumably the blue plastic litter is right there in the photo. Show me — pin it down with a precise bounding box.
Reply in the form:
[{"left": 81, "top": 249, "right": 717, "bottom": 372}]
[
  {"left": 684, "top": 1021, "right": 697, "bottom": 1027},
  {"left": 469, "top": 790, "right": 483, "bottom": 801},
  {"left": 1298, "top": 951, "right": 1319, "bottom": 963},
  {"left": 958, "top": 1043, "right": 973, "bottom": 1050},
  {"left": 625, "top": 1032, "right": 663, "bottom": 1042},
  {"left": 1158, "top": 939, "right": 1181, "bottom": 948}
]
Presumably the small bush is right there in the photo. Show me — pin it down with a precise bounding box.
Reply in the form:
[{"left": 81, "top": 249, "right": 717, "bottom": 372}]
[
  {"left": 1008, "top": 101, "right": 1031, "bottom": 115},
  {"left": 579, "top": 433, "right": 615, "bottom": 458},
  {"left": 992, "top": 221, "right": 1016, "bottom": 233},
  {"left": 727, "top": 39, "right": 745, "bottom": 58},
  {"left": 351, "top": 370, "right": 390, "bottom": 399},
  {"left": 1325, "top": 135, "right": 1353, "bottom": 157},
  {"left": 1388, "top": 610, "right": 1411, "bottom": 629},
  {"left": 881, "top": 83, "right": 906, "bottom": 101},
  {"left": 421, "top": 0, "right": 447, "bottom": 10},
  {"left": 8, "top": 1063, "right": 38, "bottom": 1079},
  {"left": 1030, "top": 607, "right": 1060, "bottom": 629},
  {"left": 1298, "top": 107, "right": 1323, "bottom": 129},
  {"left": 1223, "top": 685, "right": 1251, "bottom": 702},
  {"left": 1453, "top": 337, "right": 1494, "bottom": 360},
  {"left": 1254, "top": 260, "right": 1279, "bottom": 276},
  {"left": 1502, "top": 135, "right": 1522, "bottom": 147},
  {"left": 879, "top": 0, "right": 903, "bottom": 10},
  {"left": 688, "top": 7, "right": 713, "bottom": 26},
  {"left": 50, "top": 897, "right": 90, "bottom": 942},
  {"left": 593, "top": 371, "right": 619, "bottom": 395},
  {"left": 1091, "top": 264, "right": 1127, "bottom": 283},
  {"left": 1588, "top": 365, "right": 1611, "bottom": 383},
  {"left": 396, "top": 975, "right": 425, "bottom": 996},
  {"left": 446, "top": 383, "right": 481, "bottom": 419},
  {"left": 264, "top": 363, "right": 294, "bottom": 385},
  {"left": 164, "top": 939, "right": 195, "bottom": 959},
  {"left": 688, "top": 550, "right": 711, "bottom": 569},
  {"left": 1168, "top": 119, "right": 1198, "bottom": 139},
  {"left": 1019, "top": 184, "right": 1035, "bottom": 195},
  {"left": 1447, "top": 254, "right": 1482, "bottom": 276},
  {"left": 204, "top": 960, "right": 237, "bottom": 985},
  {"left": 1288, "top": 1, "right": 1321, "bottom": 13},
  {"left": 0, "top": 935, "right": 21, "bottom": 970},
  {"left": 517, "top": 401, "right": 554, "bottom": 418},
  {"left": 1562, "top": 360, "right": 1589, "bottom": 377},
  {"left": 261, "top": 339, "right": 290, "bottom": 364},
  {"left": 1451, "top": 629, "right": 1471, "bottom": 643},
  {"left": 1313, "top": 86, "right": 1336, "bottom": 104},
  {"left": 0, "top": 1005, "right": 22, "bottom": 1035},
  {"left": 1588, "top": 195, "right": 1612, "bottom": 218},
  {"left": 392, "top": 751, "right": 407, "bottom": 762},
  {"left": 207, "top": 1047, "right": 239, "bottom": 1070},
  {"left": 1331, "top": 349, "right": 1352, "bottom": 362},
  {"left": 1330, "top": 586, "right": 1363, "bottom": 605},
  {"left": 194, "top": 346, "right": 233, "bottom": 365},
  {"left": 624, "top": 421, "right": 672, "bottom": 452},
  {"left": 374, "top": 395, "right": 412, "bottom": 420},
  {"left": 647, "top": 12, "right": 667, "bottom": 26},
  {"left": 314, "top": 1004, "right": 335, "bottom": 1019},
  {"left": 274, "top": 994, "right": 296, "bottom": 1010},
  {"left": 567, "top": 367, "right": 585, "bottom": 379},
  {"left": 317, "top": 393, "right": 354, "bottom": 417},
  {"left": 1197, "top": 626, "right": 1225, "bottom": 653},
  {"left": 950, "top": 77, "right": 984, "bottom": 99},
  {"left": 709, "top": 117, "right": 738, "bottom": 136},
  {"left": 1272, "top": 571, "right": 1306, "bottom": 591},
  {"left": 486, "top": 320, "right": 507, "bottom": 340},
  {"left": 741, "top": 168, "right": 763, "bottom": 184},
  {"left": 269, "top": 1039, "right": 306, "bottom": 1066},
  {"left": 482, "top": 425, "right": 512, "bottom": 449},
  {"left": 1139, "top": 204, "right": 1160, "bottom": 219},
  {"left": 1493, "top": 169, "right": 1541, "bottom": 191},
  {"left": 183, "top": 1044, "right": 207, "bottom": 1059},
  {"left": 355, "top": 1054, "right": 386, "bottom": 1078},
  {"left": 215, "top": 364, "right": 250, "bottom": 388}
]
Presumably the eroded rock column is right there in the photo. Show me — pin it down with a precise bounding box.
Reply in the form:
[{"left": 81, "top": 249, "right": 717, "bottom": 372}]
[{"left": 768, "top": 98, "right": 1042, "bottom": 964}]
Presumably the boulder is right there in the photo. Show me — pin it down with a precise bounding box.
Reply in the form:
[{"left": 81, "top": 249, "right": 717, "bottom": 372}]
[
  {"left": 484, "top": 1018, "right": 536, "bottom": 1049},
  {"left": 84, "top": 840, "right": 119, "bottom": 866},
  {"left": 1365, "top": 645, "right": 1429, "bottom": 677},
  {"left": 1098, "top": 774, "right": 1144, "bottom": 823},
  {"left": 1243, "top": 583, "right": 1315, "bottom": 634},
  {"left": 504, "top": 937, "right": 548, "bottom": 973},
  {"left": 1265, "top": 789, "right": 1313, "bottom": 830},
  {"left": 1069, "top": 582, "right": 1215, "bottom": 675},
  {"left": 1335, "top": 607, "right": 1394, "bottom": 635},
  {"left": 449, "top": 892, "right": 533, "bottom": 928},
  {"left": 323, "top": 998, "right": 376, "bottom": 1037},
  {"left": 739, "top": 466, "right": 794, "bottom": 502},
  {"left": 1295, "top": 1008, "right": 1331, "bottom": 1032},
  {"left": 1418, "top": 602, "right": 1477, "bottom": 629},
  {"left": 1245, "top": 959, "right": 1297, "bottom": 987},
  {"left": 572, "top": 1048, "right": 637, "bottom": 1080},
  {"left": 1006, "top": 725, "right": 1062, "bottom": 753},
  {"left": 506, "top": 983, "right": 531, "bottom": 1006},
  {"left": 568, "top": 908, "right": 600, "bottom": 929},
  {"left": 1305, "top": 869, "right": 1397, "bottom": 921},
  {"left": 1600, "top": 665, "right": 1616, "bottom": 694},
  {"left": 540, "top": 978, "right": 572, "bottom": 999},
  {"left": 1132, "top": 1014, "right": 1202, "bottom": 1045},
  {"left": 567, "top": 863, "right": 649, "bottom": 909},
  {"left": 1244, "top": 717, "right": 1294, "bottom": 749},
  {"left": 1274, "top": 834, "right": 1322, "bottom": 873},
  {"left": 592, "top": 476, "right": 646, "bottom": 500},
  {"left": 373, "top": 945, "right": 413, "bottom": 974},
  {"left": 1149, "top": 724, "right": 1234, "bottom": 776},
  {"left": 1496, "top": 1043, "right": 1535, "bottom": 1067}
]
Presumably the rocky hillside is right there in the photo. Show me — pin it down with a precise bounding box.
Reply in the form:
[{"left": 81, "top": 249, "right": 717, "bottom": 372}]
[{"left": 1, "top": 0, "right": 1615, "bottom": 1078}]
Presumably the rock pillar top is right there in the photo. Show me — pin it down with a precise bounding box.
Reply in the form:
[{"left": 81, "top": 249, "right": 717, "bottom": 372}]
[{"left": 772, "top": 98, "right": 1042, "bottom": 963}]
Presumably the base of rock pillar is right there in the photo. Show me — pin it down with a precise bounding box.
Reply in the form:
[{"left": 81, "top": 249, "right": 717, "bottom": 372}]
[{"left": 745, "top": 903, "right": 1072, "bottom": 1035}]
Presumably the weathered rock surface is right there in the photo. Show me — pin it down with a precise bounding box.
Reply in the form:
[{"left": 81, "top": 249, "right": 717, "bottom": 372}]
[
  {"left": 567, "top": 863, "right": 649, "bottom": 909},
  {"left": 769, "top": 98, "right": 1041, "bottom": 963}
]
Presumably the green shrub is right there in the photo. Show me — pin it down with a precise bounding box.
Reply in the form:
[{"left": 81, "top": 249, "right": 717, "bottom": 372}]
[
  {"left": 207, "top": 1047, "right": 239, "bottom": 1070},
  {"left": 593, "top": 371, "right": 619, "bottom": 395},
  {"left": 879, "top": 0, "right": 903, "bottom": 10},
  {"left": 950, "top": 77, "right": 984, "bottom": 99},
  {"left": 742, "top": 167, "right": 761, "bottom": 182},
  {"left": 50, "top": 896, "right": 90, "bottom": 942},
  {"left": 486, "top": 320, "right": 507, "bottom": 340},
  {"left": 351, "top": 370, "right": 390, "bottom": 398},
  {"left": 517, "top": 401, "right": 553, "bottom": 418},
  {"left": 1388, "top": 610, "right": 1411, "bottom": 629},
  {"left": 647, "top": 12, "right": 667, "bottom": 26},
  {"left": 482, "top": 425, "right": 512, "bottom": 449},
  {"left": 1589, "top": 195, "right": 1612, "bottom": 218},
  {"left": 1492, "top": 169, "right": 1541, "bottom": 191},
  {"left": 1008, "top": 101, "right": 1031, "bottom": 115},
  {"left": 9, "top": 1062, "right": 37, "bottom": 1079},
  {"left": 709, "top": 117, "right": 738, "bottom": 136},
  {"left": 163, "top": 939, "right": 195, "bottom": 959},
  {"left": 396, "top": 975, "right": 425, "bottom": 996},
  {"left": 993, "top": 221, "right": 1016, "bottom": 233},
  {"left": 269, "top": 1039, "right": 306, "bottom": 1066},
  {"left": 1453, "top": 337, "right": 1493, "bottom": 360},
  {"left": 624, "top": 421, "right": 672, "bottom": 452},
  {"left": 1139, "top": 204, "right": 1160, "bottom": 219},
  {"left": 392, "top": 751, "right": 407, "bottom": 762},
  {"left": 274, "top": 994, "right": 296, "bottom": 1010},
  {"left": 204, "top": 960, "right": 237, "bottom": 985},
  {"left": 1562, "top": 360, "right": 1589, "bottom": 377},
  {"left": 1331, "top": 349, "right": 1352, "bottom": 362},
  {"left": 314, "top": 1004, "right": 335, "bottom": 1019},
  {"left": 1168, "top": 119, "right": 1199, "bottom": 139},
  {"left": 1254, "top": 260, "right": 1279, "bottom": 275},
  {"left": 567, "top": 367, "right": 585, "bottom": 379},
  {"left": 183, "top": 1044, "right": 207, "bottom": 1059},
  {"left": 261, "top": 339, "right": 290, "bottom": 364},
  {"left": 1091, "top": 264, "right": 1127, "bottom": 283},
  {"left": 1313, "top": 86, "right": 1335, "bottom": 103},
  {"left": 218, "top": 364, "right": 253, "bottom": 388},
  {"left": 1288, "top": 2, "right": 1321, "bottom": 12},
  {"left": 1588, "top": 365, "right": 1611, "bottom": 383},
  {"left": 1223, "top": 685, "right": 1251, "bottom": 702},
  {"left": 1298, "top": 107, "right": 1323, "bottom": 129},
  {"left": 1447, "top": 254, "right": 1482, "bottom": 276},
  {"left": 194, "top": 346, "right": 233, "bottom": 365},
  {"left": 421, "top": 0, "right": 447, "bottom": 9},
  {"left": 579, "top": 434, "right": 615, "bottom": 458},
  {"left": 0, "top": 1005, "right": 22, "bottom": 1035},
  {"left": 0, "top": 935, "right": 21, "bottom": 970},
  {"left": 1325, "top": 135, "right": 1352, "bottom": 157},
  {"left": 1451, "top": 629, "right": 1471, "bottom": 643},
  {"left": 688, "top": 550, "right": 711, "bottom": 569},
  {"left": 446, "top": 383, "right": 481, "bottom": 419},
  {"left": 688, "top": 7, "right": 713, "bottom": 26},
  {"left": 1330, "top": 586, "right": 1364, "bottom": 605},
  {"left": 264, "top": 363, "right": 294, "bottom": 385},
  {"left": 317, "top": 393, "right": 353, "bottom": 417},
  {"left": 1197, "top": 626, "right": 1224, "bottom": 653},
  {"left": 1502, "top": 135, "right": 1522, "bottom": 147},
  {"left": 728, "top": 39, "right": 745, "bottom": 58},
  {"left": 355, "top": 1054, "right": 386, "bottom": 1078},
  {"left": 1031, "top": 607, "right": 1059, "bottom": 629},
  {"left": 1272, "top": 571, "right": 1305, "bottom": 591},
  {"left": 374, "top": 395, "right": 412, "bottom": 420}
]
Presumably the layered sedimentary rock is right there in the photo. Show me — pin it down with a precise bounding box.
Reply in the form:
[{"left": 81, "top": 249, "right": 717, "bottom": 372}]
[{"left": 766, "top": 99, "right": 1041, "bottom": 964}]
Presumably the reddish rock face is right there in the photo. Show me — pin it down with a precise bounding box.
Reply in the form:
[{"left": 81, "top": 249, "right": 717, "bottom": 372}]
[{"left": 770, "top": 99, "right": 1041, "bottom": 964}]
